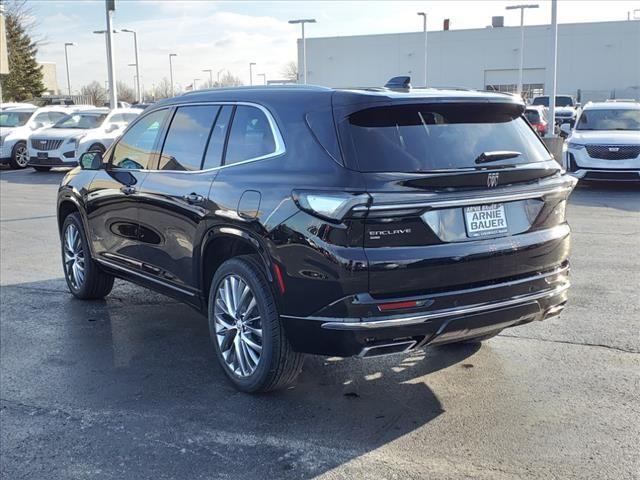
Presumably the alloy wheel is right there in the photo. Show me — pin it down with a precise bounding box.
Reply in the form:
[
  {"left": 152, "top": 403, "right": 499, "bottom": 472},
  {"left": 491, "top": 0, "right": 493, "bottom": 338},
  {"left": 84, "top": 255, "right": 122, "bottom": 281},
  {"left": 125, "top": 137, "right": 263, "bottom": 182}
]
[
  {"left": 214, "top": 274, "right": 263, "bottom": 377},
  {"left": 63, "top": 224, "right": 86, "bottom": 289},
  {"left": 15, "top": 145, "right": 28, "bottom": 167}
]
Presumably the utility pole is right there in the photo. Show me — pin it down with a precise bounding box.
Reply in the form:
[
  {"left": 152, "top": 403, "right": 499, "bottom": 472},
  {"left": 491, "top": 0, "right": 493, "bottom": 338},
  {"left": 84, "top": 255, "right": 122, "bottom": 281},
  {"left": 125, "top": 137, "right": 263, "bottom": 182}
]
[
  {"left": 203, "top": 69, "right": 213, "bottom": 87},
  {"left": 547, "top": 0, "right": 558, "bottom": 137},
  {"left": 64, "top": 42, "right": 75, "bottom": 96},
  {"left": 169, "top": 53, "right": 177, "bottom": 96},
  {"left": 417, "top": 12, "right": 427, "bottom": 87},
  {"left": 121, "top": 29, "right": 140, "bottom": 103},
  {"left": 288, "top": 19, "right": 316, "bottom": 84},
  {"left": 105, "top": 0, "right": 117, "bottom": 108},
  {"left": 506, "top": 4, "right": 539, "bottom": 97},
  {"left": 249, "top": 62, "right": 256, "bottom": 86}
]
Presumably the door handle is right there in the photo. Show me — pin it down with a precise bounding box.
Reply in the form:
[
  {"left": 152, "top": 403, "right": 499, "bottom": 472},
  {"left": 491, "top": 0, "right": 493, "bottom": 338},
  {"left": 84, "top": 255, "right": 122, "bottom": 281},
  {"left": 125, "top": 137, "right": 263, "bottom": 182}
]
[
  {"left": 183, "top": 193, "right": 204, "bottom": 205},
  {"left": 120, "top": 185, "right": 136, "bottom": 195}
]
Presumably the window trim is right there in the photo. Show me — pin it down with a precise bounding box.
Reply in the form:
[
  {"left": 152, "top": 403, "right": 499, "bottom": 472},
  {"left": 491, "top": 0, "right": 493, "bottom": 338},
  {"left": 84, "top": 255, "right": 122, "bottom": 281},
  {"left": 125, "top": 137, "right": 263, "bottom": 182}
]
[{"left": 109, "top": 101, "right": 286, "bottom": 174}]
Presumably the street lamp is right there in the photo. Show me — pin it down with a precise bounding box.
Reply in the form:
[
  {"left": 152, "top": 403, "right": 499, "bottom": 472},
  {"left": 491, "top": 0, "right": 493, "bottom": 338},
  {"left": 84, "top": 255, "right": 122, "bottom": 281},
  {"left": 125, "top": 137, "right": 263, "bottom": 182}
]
[
  {"left": 217, "top": 68, "right": 225, "bottom": 84},
  {"left": 506, "top": 4, "right": 539, "bottom": 96},
  {"left": 257, "top": 73, "right": 266, "bottom": 85},
  {"left": 193, "top": 78, "right": 201, "bottom": 90},
  {"left": 64, "top": 42, "right": 75, "bottom": 96},
  {"left": 169, "top": 53, "right": 178, "bottom": 96},
  {"left": 417, "top": 12, "right": 427, "bottom": 87},
  {"left": 128, "top": 63, "right": 138, "bottom": 95},
  {"left": 249, "top": 62, "right": 256, "bottom": 86},
  {"left": 288, "top": 18, "right": 316, "bottom": 84},
  {"left": 202, "top": 69, "right": 213, "bottom": 87},
  {"left": 121, "top": 28, "right": 141, "bottom": 103},
  {"left": 93, "top": 29, "right": 118, "bottom": 107}
]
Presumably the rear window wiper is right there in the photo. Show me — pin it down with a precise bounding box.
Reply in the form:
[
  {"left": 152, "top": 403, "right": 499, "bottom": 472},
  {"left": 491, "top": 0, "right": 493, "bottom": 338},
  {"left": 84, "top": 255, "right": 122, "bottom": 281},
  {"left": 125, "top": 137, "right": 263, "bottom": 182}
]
[{"left": 474, "top": 151, "right": 522, "bottom": 164}]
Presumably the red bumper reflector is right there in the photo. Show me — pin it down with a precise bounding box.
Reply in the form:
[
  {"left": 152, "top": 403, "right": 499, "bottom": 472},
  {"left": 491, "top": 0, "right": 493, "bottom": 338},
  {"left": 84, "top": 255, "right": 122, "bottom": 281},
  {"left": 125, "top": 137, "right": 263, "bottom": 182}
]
[
  {"left": 273, "top": 263, "right": 286, "bottom": 294},
  {"left": 377, "top": 300, "right": 418, "bottom": 312}
]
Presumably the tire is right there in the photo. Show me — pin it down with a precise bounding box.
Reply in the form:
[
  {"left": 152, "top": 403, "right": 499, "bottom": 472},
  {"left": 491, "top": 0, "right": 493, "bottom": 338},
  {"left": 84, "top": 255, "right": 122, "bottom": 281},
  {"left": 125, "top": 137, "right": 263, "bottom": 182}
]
[
  {"left": 61, "top": 212, "right": 114, "bottom": 299},
  {"left": 88, "top": 143, "right": 105, "bottom": 154},
  {"left": 33, "top": 166, "right": 51, "bottom": 172},
  {"left": 9, "top": 141, "right": 29, "bottom": 169},
  {"left": 208, "top": 255, "right": 304, "bottom": 393}
]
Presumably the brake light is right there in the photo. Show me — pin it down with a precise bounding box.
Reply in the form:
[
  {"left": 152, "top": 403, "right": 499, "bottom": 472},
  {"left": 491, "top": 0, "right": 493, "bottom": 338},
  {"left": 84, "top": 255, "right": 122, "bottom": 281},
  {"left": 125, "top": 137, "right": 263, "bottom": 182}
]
[{"left": 292, "top": 191, "right": 371, "bottom": 223}]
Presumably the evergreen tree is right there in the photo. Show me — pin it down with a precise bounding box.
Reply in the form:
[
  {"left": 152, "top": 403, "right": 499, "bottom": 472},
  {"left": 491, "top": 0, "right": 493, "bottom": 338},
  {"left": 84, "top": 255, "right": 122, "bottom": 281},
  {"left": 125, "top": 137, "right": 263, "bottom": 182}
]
[{"left": 0, "top": 1, "right": 45, "bottom": 101}]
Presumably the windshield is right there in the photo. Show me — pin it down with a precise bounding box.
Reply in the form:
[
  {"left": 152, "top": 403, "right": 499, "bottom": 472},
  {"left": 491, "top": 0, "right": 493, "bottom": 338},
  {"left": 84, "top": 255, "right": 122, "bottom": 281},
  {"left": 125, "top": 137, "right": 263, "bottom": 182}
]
[
  {"left": 532, "top": 96, "right": 573, "bottom": 107},
  {"left": 0, "top": 111, "right": 33, "bottom": 127},
  {"left": 53, "top": 113, "right": 107, "bottom": 129},
  {"left": 338, "top": 103, "right": 551, "bottom": 172},
  {"left": 576, "top": 109, "right": 640, "bottom": 131}
]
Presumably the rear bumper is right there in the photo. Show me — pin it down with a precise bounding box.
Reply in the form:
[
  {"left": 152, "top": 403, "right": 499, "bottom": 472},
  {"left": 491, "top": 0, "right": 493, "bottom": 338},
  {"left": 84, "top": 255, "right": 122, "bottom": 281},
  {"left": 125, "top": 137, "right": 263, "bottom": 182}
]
[{"left": 281, "top": 264, "right": 570, "bottom": 357}]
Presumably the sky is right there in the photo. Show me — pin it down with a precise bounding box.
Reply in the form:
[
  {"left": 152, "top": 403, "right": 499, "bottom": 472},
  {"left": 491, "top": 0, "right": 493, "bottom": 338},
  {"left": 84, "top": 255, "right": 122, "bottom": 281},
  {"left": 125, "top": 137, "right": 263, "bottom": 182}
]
[{"left": 28, "top": 0, "right": 640, "bottom": 95}]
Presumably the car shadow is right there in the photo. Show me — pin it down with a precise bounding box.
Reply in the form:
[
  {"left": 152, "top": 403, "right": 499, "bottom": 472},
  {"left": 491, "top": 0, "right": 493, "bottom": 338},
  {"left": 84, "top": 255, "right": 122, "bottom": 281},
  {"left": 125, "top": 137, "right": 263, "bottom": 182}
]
[
  {"left": 1, "top": 277, "right": 481, "bottom": 479},
  {"left": 569, "top": 180, "right": 640, "bottom": 212}
]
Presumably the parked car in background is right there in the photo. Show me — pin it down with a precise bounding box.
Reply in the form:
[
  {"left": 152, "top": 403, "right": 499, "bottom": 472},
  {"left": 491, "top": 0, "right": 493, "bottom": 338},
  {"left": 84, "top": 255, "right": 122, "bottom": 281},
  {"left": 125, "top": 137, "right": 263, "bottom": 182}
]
[
  {"left": 0, "top": 102, "right": 37, "bottom": 109},
  {"left": 531, "top": 95, "right": 580, "bottom": 126},
  {"left": 0, "top": 106, "right": 71, "bottom": 168},
  {"left": 57, "top": 84, "right": 576, "bottom": 392},
  {"left": 27, "top": 108, "right": 140, "bottom": 171},
  {"left": 563, "top": 101, "right": 640, "bottom": 182},
  {"left": 524, "top": 105, "right": 549, "bottom": 136}
]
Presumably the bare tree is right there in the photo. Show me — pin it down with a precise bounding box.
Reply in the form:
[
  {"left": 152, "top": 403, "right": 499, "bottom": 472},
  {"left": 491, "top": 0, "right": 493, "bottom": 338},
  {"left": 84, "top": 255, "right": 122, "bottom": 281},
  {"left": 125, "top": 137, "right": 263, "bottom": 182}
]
[
  {"left": 152, "top": 78, "right": 173, "bottom": 100},
  {"left": 116, "top": 81, "right": 136, "bottom": 103},
  {"left": 280, "top": 61, "right": 298, "bottom": 82},
  {"left": 80, "top": 81, "right": 107, "bottom": 106},
  {"left": 217, "top": 71, "right": 243, "bottom": 87}
]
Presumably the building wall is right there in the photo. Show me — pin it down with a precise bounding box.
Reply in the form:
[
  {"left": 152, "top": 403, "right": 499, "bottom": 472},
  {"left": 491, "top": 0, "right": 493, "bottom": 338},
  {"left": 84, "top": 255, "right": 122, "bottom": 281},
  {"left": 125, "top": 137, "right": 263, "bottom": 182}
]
[
  {"left": 37, "top": 62, "right": 59, "bottom": 95},
  {"left": 300, "top": 20, "right": 640, "bottom": 99}
]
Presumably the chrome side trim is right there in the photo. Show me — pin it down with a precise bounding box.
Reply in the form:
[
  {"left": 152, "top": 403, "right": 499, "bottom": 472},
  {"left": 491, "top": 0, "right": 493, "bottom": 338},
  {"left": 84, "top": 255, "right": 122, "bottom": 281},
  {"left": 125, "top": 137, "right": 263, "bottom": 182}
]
[
  {"left": 314, "top": 283, "right": 570, "bottom": 330},
  {"left": 353, "top": 179, "right": 577, "bottom": 212},
  {"left": 95, "top": 258, "right": 196, "bottom": 296}
]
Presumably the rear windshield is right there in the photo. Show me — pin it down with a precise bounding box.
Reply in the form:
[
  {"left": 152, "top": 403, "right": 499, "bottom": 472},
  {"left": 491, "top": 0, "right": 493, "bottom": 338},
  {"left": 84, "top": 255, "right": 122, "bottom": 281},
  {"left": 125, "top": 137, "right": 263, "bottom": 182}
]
[{"left": 338, "top": 103, "right": 551, "bottom": 172}]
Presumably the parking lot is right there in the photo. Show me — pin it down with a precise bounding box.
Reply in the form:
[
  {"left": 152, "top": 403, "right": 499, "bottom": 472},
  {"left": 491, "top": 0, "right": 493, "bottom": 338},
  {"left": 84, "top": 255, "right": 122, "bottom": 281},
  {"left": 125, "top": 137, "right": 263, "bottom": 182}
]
[{"left": 0, "top": 167, "right": 638, "bottom": 479}]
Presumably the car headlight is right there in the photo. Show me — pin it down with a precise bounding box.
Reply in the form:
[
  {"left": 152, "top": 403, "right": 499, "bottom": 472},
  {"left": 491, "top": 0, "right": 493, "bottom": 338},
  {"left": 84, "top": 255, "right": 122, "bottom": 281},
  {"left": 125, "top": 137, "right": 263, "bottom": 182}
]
[{"left": 567, "top": 142, "right": 586, "bottom": 150}]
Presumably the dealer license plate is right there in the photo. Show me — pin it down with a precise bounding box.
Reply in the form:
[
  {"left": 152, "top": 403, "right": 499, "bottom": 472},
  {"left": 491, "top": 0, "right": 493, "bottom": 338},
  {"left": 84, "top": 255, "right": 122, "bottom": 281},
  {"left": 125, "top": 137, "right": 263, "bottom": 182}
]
[
  {"left": 37, "top": 152, "right": 48, "bottom": 160},
  {"left": 464, "top": 203, "right": 508, "bottom": 238}
]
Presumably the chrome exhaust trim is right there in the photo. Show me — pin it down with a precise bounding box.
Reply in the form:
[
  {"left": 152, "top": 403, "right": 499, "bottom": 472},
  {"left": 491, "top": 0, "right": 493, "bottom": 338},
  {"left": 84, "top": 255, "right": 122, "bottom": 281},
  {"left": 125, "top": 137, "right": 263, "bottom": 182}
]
[{"left": 357, "top": 340, "right": 417, "bottom": 358}]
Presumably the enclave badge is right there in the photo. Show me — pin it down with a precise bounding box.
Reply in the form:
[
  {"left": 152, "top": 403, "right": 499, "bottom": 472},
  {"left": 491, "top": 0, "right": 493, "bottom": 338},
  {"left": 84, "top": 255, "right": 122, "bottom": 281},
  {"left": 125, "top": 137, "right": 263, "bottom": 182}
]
[{"left": 487, "top": 172, "right": 500, "bottom": 188}]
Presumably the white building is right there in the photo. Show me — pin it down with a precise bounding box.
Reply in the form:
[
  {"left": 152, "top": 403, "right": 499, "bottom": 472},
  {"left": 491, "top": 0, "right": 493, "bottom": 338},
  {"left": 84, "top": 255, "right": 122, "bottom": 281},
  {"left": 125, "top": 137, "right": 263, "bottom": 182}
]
[
  {"left": 299, "top": 20, "right": 640, "bottom": 101},
  {"left": 37, "top": 61, "right": 60, "bottom": 95}
]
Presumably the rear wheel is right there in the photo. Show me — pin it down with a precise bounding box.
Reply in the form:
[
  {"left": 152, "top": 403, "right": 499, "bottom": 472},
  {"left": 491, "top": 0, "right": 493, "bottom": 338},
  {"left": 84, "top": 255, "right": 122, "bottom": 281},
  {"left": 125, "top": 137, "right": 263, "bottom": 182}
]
[
  {"left": 208, "top": 255, "right": 304, "bottom": 393},
  {"left": 61, "top": 213, "right": 114, "bottom": 299},
  {"left": 10, "top": 141, "right": 28, "bottom": 169},
  {"left": 33, "top": 166, "right": 51, "bottom": 172}
]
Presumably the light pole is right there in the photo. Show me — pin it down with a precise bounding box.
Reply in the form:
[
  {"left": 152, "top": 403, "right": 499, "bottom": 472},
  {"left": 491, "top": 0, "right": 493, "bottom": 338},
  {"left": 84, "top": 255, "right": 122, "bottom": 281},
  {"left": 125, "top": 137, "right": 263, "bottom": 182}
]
[
  {"left": 121, "top": 28, "right": 141, "bottom": 103},
  {"left": 93, "top": 29, "right": 118, "bottom": 107},
  {"left": 128, "top": 63, "right": 138, "bottom": 95},
  {"left": 546, "top": 0, "right": 558, "bottom": 137},
  {"left": 202, "top": 69, "right": 213, "bottom": 87},
  {"left": 257, "top": 73, "right": 266, "bottom": 85},
  {"left": 217, "top": 68, "right": 225, "bottom": 84},
  {"left": 64, "top": 42, "right": 75, "bottom": 96},
  {"left": 169, "top": 53, "right": 177, "bottom": 96},
  {"left": 506, "top": 4, "right": 539, "bottom": 97},
  {"left": 193, "top": 78, "right": 201, "bottom": 90},
  {"left": 249, "top": 62, "right": 256, "bottom": 86},
  {"left": 288, "top": 19, "right": 316, "bottom": 84},
  {"left": 417, "top": 12, "right": 427, "bottom": 87}
]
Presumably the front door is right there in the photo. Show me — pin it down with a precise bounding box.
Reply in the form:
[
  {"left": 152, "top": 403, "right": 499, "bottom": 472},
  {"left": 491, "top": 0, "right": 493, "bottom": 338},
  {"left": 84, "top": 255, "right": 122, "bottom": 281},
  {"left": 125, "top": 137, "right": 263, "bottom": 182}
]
[{"left": 85, "top": 108, "right": 170, "bottom": 271}]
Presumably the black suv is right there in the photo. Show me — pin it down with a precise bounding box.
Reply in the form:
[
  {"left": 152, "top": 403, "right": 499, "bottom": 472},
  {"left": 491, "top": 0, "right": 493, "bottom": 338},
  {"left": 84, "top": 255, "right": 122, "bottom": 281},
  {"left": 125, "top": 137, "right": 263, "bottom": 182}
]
[{"left": 57, "top": 84, "right": 576, "bottom": 392}]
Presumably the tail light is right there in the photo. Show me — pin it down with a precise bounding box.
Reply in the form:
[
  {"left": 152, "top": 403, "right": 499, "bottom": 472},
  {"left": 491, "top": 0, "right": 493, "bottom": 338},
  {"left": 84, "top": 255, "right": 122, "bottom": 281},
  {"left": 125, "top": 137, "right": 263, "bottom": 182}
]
[{"left": 292, "top": 191, "right": 371, "bottom": 223}]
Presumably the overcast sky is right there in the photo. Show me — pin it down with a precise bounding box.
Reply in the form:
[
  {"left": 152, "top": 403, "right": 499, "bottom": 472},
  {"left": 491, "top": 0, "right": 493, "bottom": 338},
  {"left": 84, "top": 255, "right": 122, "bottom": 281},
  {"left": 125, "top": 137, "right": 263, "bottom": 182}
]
[{"left": 31, "top": 0, "right": 640, "bottom": 94}]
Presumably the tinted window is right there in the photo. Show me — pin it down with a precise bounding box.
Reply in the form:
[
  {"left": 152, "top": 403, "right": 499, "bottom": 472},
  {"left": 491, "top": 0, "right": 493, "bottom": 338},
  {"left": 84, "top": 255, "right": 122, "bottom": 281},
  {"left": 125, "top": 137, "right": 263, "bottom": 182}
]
[
  {"left": 524, "top": 110, "right": 541, "bottom": 124},
  {"left": 202, "top": 106, "right": 232, "bottom": 169},
  {"left": 338, "top": 103, "right": 551, "bottom": 172},
  {"left": 112, "top": 109, "right": 168, "bottom": 170},
  {"left": 576, "top": 109, "right": 640, "bottom": 131},
  {"left": 158, "top": 105, "right": 219, "bottom": 171},
  {"left": 225, "top": 106, "right": 276, "bottom": 165}
]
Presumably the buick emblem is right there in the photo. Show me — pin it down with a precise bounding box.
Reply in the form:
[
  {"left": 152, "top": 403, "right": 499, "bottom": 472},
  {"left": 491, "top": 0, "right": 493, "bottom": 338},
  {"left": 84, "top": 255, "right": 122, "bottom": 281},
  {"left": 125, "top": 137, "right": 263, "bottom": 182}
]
[
  {"left": 487, "top": 172, "right": 500, "bottom": 188},
  {"left": 608, "top": 147, "right": 620, "bottom": 152}
]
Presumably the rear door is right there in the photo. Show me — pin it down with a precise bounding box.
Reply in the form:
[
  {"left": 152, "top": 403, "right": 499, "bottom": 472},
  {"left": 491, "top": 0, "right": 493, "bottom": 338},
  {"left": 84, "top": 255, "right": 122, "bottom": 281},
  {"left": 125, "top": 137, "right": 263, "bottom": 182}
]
[
  {"left": 334, "top": 100, "right": 572, "bottom": 297},
  {"left": 135, "top": 104, "right": 231, "bottom": 295}
]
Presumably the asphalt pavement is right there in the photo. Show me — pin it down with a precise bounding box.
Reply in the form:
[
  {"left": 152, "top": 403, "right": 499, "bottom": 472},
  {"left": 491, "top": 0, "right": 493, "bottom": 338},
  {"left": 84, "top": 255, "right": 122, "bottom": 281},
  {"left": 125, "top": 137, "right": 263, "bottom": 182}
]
[{"left": 1, "top": 167, "right": 638, "bottom": 480}]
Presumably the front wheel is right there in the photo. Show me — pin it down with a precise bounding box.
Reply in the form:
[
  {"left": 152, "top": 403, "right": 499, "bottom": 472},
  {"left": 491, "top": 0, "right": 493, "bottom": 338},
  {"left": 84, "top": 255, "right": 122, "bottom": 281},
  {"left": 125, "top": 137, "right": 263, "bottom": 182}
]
[
  {"left": 208, "top": 255, "right": 304, "bottom": 393},
  {"left": 61, "top": 213, "right": 114, "bottom": 299},
  {"left": 10, "top": 141, "right": 28, "bottom": 169}
]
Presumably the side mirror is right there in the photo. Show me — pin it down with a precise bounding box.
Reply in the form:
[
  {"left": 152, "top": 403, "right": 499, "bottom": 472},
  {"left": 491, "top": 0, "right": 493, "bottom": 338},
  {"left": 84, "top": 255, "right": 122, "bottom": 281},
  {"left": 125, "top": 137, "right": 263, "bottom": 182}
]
[
  {"left": 105, "top": 123, "right": 119, "bottom": 133},
  {"left": 79, "top": 151, "right": 103, "bottom": 170},
  {"left": 559, "top": 123, "right": 572, "bottom": 138}
]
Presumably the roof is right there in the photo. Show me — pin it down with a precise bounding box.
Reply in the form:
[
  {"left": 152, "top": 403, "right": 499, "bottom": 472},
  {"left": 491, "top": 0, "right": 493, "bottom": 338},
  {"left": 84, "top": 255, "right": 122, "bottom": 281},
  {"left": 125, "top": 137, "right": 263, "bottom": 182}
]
[
  {"left": 75, "top": 108, "right": 110, "bottom": 114},
  {"left": 0, "top": 107, "right": 37, "bottom": 113},
  {"left": 583, "top": 101, "right": 640, "bottom": 110}
]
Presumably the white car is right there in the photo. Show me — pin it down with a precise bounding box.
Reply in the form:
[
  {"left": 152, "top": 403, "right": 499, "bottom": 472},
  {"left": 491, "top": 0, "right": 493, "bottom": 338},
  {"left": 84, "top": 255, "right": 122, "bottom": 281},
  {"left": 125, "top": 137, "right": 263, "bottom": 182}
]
[
  {"left": 531, "top": 95, "right": 580, "bottom": 126},
  {"left": 26, "top": 108, "right": 140, "bottom": 171},
  {"left": 0, "top": 106, "right": 71, "bottom": 168},
  {"left": 563, "top": 101, "right": 640, "bottom": 182}
]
